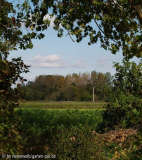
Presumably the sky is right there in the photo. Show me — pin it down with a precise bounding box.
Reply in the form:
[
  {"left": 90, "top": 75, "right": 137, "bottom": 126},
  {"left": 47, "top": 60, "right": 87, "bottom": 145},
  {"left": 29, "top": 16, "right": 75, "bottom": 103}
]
[{"left": 8, "top": 14, "right": 140, "bottom": 83}]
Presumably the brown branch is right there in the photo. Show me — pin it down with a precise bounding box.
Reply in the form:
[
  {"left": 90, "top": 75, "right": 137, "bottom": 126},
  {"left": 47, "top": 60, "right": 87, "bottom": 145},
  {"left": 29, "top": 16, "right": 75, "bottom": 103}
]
[
  {"left": 66, "top": 31, "right": 75, "bottom": 42},
  {"left": 94, "top": 19, "right": 118, "bottom": 44},
  {"left": 94, "top": 19, "right": 105, "bottom": 35},
  {"left": 128, "top": 0, "right": 142, "bottom": 25}
]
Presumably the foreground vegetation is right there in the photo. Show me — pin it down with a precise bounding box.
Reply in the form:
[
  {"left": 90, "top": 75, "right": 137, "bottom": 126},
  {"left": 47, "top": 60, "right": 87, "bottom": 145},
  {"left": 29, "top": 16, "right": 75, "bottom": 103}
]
[
  {"left": 15, "top": 109, "right": 103, "bottom": 159},
  {"left": 14, "top": 108, "right": 142, "bottom": 160}
]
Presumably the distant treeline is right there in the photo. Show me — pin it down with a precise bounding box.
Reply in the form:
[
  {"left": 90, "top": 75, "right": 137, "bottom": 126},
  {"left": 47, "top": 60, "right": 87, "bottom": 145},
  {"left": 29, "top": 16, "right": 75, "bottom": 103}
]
[{"left": 19, "top": 71, "right": 114, "bottom": 101}]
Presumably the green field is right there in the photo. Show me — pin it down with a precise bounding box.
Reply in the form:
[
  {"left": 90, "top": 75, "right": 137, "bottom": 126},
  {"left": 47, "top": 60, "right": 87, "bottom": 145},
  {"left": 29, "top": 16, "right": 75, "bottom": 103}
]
[
  {"left": 18, "top": 100, "right": 107, "bottom": 109},
  {"left": 14, "top": 101, "right": 137, "bottom": 159},
  {"left": 15, "top": 108, "right": 107, "bottom": 159},
  {"left": 14, "top": 101, "right": 108, "bottom": 159}
]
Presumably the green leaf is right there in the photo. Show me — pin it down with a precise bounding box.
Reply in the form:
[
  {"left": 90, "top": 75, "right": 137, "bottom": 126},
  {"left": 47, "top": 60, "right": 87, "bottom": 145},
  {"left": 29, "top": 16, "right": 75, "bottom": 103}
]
[
  {"left": 95, "top": 15, "right": 100, "bottom": 20},
  {"left": 10, "top": 149, "right": 15, "bottom": 155}
]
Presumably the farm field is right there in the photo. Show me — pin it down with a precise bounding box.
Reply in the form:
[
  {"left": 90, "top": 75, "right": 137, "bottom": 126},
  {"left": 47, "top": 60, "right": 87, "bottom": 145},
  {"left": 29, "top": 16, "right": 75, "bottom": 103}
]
[
  {"left": 15, "top": 108, "right": 106, "bottom": 159},
  {"left": 14, "top": 101, "right": 139, "bottom": 159},
  {"left": 18, "top": 100, "right": 107, "bottom": 109},
  {"left": 15, "top": 108, "right": 103, "bottom": 130}
]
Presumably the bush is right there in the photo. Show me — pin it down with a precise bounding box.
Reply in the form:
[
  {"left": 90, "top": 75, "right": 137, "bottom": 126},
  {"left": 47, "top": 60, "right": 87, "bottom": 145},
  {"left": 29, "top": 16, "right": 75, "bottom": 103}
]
[
  {"left": 100, "top": 88, "right": 142, "bottom": 132},
  {"left": 50, "top": 125, "right": 106, "bottom": 159}
]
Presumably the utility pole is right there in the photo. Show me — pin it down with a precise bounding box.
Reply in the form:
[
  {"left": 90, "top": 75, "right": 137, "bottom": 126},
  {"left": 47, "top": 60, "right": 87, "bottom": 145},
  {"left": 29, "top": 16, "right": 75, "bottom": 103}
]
[{"left": 93, "top": 87, "right": 94, "bottom": 103}]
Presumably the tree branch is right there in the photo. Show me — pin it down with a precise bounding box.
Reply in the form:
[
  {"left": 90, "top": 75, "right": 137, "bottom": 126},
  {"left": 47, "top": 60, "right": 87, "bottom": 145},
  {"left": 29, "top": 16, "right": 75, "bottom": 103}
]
[
  {"left": 66, "top": 31, "right": 75, "bottom": 42},
  {"left": 128, "top": 0, "right": 142, "bottom": 25},
  {"left": 94, "top": 19, "right": 118, "bottom": 44}
]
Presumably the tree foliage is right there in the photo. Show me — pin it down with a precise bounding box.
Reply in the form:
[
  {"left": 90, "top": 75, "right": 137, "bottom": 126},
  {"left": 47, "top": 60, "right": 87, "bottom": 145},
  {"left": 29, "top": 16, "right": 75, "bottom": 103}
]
[
  {"left": 113, "top": 60, "right": 142, "bottom": 98},
  {"left": 0, "top": 0, "right": 48, "bottom": 154},
  {"left": 18, "top": 0, "right": 142, "bottom": 60},
  {"left": 19, "top": 71, "right": 113, "bottom": 101},
  {"left": 101, "top": 60, "right": 142, "bottom": 131}
]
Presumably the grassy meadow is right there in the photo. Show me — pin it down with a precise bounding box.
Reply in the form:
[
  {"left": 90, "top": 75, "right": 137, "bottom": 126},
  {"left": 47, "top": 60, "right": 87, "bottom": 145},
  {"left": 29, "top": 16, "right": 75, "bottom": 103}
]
[{"left": 18, "top": 100, "right": 107, "bottom": 110}]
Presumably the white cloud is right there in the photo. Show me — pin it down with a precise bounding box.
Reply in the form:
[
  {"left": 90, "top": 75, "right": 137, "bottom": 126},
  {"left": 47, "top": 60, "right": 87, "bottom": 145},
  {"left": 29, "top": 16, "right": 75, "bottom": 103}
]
[
  {"left": 39, "top": 62, "right": 67, "bottom": 68},
  {"left": 72, "top": 60, "right": 87, "bottom": 68},
  {"left": 29, "top": 54, "right": 41, "bottom": 61},
  {"left": 93, "top": 62, "right": 110, "bottom": 68},
  {"left": 29, "top": 54, "right": 61, "bottom": 62},
  {"left": 27, "top": 54, "right": 69, "bottom": 68},
  {"left": 98, "top": 57, "right": 109, "bottom": 62},
  {"left": 93, "top": 57, "right": 110, "bottom": 68}
]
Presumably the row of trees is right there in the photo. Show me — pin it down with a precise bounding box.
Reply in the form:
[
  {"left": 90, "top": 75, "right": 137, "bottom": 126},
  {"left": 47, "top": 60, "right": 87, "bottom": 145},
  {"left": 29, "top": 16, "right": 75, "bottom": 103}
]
[
  {"left": 19, "top": 71, "right": 113, "bottom": 101},
  {"left": 19, "top": 59, "right": 142, "bottom": 103}
]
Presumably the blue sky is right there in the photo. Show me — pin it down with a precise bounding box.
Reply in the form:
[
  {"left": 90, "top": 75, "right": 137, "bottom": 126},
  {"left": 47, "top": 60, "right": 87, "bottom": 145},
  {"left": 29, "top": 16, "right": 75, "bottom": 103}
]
[{"left": 9, "top": 15, "right": 140, "bottom": 83}]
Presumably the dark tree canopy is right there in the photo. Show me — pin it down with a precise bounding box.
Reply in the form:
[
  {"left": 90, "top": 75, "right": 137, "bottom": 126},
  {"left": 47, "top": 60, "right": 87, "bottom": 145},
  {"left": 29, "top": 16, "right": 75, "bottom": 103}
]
[
  {"left": 1, "top": 0, "right": 142, "bottom": 60},
  {"left": 13, "top": 0, "right": 142, "bottom": 60}
]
